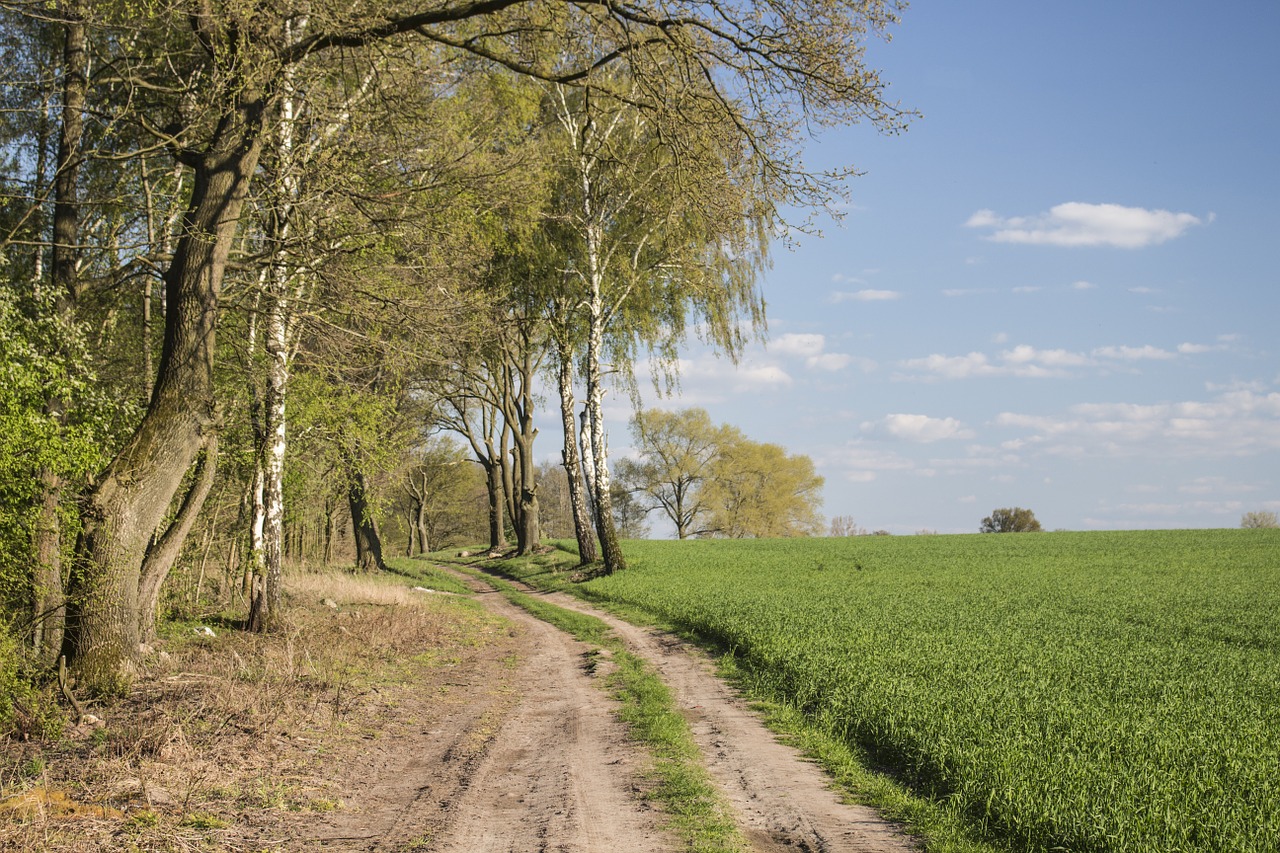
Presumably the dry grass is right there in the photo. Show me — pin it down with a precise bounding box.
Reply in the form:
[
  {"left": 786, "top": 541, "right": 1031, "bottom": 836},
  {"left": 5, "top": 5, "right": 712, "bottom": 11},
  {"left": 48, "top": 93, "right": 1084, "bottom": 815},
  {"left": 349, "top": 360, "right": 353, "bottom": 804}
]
[{"left": 0, "top": 567, "right": 504, "bottom": 852}]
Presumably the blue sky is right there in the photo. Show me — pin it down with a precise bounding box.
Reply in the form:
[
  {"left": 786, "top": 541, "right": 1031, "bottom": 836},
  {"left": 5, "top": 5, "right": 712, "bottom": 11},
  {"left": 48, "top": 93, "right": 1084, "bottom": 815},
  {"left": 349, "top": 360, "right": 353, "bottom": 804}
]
[{"left": 565, "top": 1, "right": 1280, "bottom": 535}]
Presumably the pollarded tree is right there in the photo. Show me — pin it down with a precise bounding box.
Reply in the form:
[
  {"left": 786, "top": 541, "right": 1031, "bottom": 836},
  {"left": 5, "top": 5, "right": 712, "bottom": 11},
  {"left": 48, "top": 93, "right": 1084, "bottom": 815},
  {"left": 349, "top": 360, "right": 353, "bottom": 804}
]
[{"left": 980, "top": 507, "right": 1043, "bottom": 533}]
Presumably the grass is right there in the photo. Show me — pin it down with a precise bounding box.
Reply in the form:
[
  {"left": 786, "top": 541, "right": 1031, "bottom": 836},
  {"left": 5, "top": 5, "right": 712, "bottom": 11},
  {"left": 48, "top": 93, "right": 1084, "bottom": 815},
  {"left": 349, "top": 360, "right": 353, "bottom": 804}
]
[
  {"left": 566, "top": 530, "right": 1280, "bottom": 853},
  {"left": 453, "top": 561, "right": 747, "bottom": 852},
  {"left": 0, "top": 565, "right": 508, "bottom": 852}
]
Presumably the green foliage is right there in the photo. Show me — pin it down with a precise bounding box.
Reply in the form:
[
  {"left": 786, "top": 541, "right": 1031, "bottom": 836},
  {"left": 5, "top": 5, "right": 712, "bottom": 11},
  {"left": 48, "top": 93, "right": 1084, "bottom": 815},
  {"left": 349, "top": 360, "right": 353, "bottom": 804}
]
[
  {"left": 582, "top": 531, "right": 1280, "bottom": 853},
  {"left": 979, "top": 507, "right": 1042, "bottom": 533},
  {"left": 0, "top": 282, "right": 128, "bottom": 630},
  {"left": 703, "top": 433, "right": 825, "bottom": 538},
  {"left": 0, "top": 629, "right": 65, "bottom": 739},
  {"left": 619, "top": 408, "right": 824, "bottom": 539}
]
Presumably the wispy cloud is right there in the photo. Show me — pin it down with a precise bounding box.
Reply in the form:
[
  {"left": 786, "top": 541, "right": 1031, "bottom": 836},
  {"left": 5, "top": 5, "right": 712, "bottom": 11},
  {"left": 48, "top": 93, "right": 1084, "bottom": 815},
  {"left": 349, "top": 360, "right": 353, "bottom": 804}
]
[
  {"left": 1091, "top": 344, "right": 1176, "bottom": 361},
  {"left": 994, "top": 390, "right": 1280, "bottom": 458},
  {"left": 943, "top": 288, "right": 996, "bottom": 297},
  {"left": 864, "top": 413, "right": 975, "bottom": 442},
  {"left": 966, "top": 202, "right": 1204, "bottom": 248},
  {"left": 898, "top": 340, "right": 1212, "bottom": 380},
  {"left": 770, "top": 333, "right": 825, "bottom": 358},
  {"left": 829, "top": 289, "right": 902, "bottom": 303},
  {"left": 769, "top": 332, "right": 858, "bottom": 372},
  {"left": 807, "top": 353, "right": 854, "bottom": 371}
]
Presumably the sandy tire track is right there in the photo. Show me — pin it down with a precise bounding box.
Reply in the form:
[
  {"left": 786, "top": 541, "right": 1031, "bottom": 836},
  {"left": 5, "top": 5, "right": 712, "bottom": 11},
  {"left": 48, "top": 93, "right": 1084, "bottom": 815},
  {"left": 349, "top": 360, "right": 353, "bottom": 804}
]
[
  {"left": 426, "top": 578, "right": 677, "bottom": 853},
  {"left": 470, "top": 568, "right": 921, "bottom": 853}
]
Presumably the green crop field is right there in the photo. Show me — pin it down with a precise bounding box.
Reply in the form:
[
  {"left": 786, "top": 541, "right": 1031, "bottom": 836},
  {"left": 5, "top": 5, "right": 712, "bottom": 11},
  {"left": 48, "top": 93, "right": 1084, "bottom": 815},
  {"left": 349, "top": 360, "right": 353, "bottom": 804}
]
[{"left": 577, "top": 530, "right": 1280, "bottom": 853}]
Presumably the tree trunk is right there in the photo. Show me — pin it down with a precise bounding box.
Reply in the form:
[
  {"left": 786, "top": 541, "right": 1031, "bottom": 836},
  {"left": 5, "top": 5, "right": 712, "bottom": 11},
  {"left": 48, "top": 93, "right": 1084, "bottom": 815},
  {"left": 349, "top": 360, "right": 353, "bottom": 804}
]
[
  {"left": 415, "top": 493, "right": 429, "bottom": 555},
  {"left": 500, "top": 420, "right": 516, "bottom": 540},
  {"left": 247, "top": 271, "right": 290, "bottom": 632},
  {"left": 138, "top": 436, "right": 219, "bottom": 641},
  {"left": 555, "top": 344, "right": 598, "bottom": 564},
  {"left": 31, "top": 5, "right": 89, "bottom": 667},
  {"left": 323, "top": 495, "right": 340, "bottom": 565},
  {"left": 405, "top": 470, "right": 430, "bottom": 556},
  {"left": 65, "top": 88, "right": 270, "bottom": 694},
  {"left": 31, "top": 467, "right": 64, "bottom": 665},
  {"left": 482, "top": 459, "right": 506, "bottom": 552},
  {"left": 582, "top": 223, "right": 625, "bottom": 573},
  {"left": 347, "top": 468, "right": 385, "bottom": 572}
]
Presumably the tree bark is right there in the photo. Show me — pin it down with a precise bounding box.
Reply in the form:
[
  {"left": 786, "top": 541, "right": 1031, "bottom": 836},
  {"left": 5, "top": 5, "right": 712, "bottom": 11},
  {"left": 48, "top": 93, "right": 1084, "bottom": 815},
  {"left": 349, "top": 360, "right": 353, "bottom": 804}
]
[
  {"left": 31, "top": 4, "right": 89, "bottom": 667},
  {"left": 138, "top": 436, "right": 219, "bottom": 642},
  {"left": 482, "top": 459, "right": 506, "bottom": 552},
  {"left": 65, "top": 86, "right": 270, "bottom": 693},
  {"left": 347, "top": 467, "right": 386, "bottom": 573},
  {"left": 555, "top": 348, "right": 597, "bottom": 563},
  {"left": 31, "top": 467, "right": 64, "bottom": 665},
  {"left": 582, "top": 221, "right": 626, "bottom": 573}
]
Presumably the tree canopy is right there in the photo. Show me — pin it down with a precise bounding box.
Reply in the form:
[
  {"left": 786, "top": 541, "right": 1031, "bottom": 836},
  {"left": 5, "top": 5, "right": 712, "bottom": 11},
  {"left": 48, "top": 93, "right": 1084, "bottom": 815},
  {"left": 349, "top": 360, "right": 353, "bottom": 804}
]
[
  {"left": 619, "top": 407, "right": 824, "bottom": 539},
  {"left": 980, "top": 507, "right": 1043, "bottom": 533}
]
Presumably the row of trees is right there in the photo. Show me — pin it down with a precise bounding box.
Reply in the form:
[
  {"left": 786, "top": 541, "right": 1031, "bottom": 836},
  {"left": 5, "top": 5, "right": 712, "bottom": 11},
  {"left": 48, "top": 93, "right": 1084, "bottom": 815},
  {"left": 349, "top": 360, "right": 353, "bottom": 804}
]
[{"left": 0, "top": 0, "right": 908, "bottom": 696}]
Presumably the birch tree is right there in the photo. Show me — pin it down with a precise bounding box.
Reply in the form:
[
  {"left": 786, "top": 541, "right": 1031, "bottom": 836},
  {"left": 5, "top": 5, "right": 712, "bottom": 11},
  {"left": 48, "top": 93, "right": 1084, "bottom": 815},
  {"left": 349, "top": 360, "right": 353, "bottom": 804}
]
[{"left": 37, "top": 0, "right": 910, "bottom": 691}]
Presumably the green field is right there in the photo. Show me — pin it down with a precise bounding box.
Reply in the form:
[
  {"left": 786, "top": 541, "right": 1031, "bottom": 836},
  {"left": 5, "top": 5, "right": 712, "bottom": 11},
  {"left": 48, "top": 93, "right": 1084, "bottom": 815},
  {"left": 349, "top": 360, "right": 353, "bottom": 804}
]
[{"left": 575, "top": 530, "right": 1280, "bottom": 853}]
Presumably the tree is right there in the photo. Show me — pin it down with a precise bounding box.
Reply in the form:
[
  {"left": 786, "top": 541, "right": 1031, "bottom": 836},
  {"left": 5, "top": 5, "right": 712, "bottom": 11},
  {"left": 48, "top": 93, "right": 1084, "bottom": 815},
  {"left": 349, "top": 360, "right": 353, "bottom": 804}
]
[
  {"left": 980, "top": 508, "right": 1043, "bottom": 533},
  {"left": 703, "top": 436, "right": 825, "bottom": 538},
  {"left": 610, "top": 482, "right": 651, "bottom": 540},
  {"left": 35, "top": 0, "right": 909, "bottom": 691},
  {"left": 829, "top": 515, "right": 866, "bottom": 537},
  {"left": 616, "top": 408, "right": 726, "bottom": 539},
  {"left": 1241, "top": 511, "right": 1278, "bottom": 529}
]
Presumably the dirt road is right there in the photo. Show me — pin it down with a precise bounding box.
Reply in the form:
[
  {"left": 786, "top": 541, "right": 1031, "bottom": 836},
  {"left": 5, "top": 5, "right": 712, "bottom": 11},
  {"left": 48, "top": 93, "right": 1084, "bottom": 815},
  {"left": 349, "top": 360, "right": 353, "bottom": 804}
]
[{"left": 297, "top": 566, "right": 919, "bottom": 852}]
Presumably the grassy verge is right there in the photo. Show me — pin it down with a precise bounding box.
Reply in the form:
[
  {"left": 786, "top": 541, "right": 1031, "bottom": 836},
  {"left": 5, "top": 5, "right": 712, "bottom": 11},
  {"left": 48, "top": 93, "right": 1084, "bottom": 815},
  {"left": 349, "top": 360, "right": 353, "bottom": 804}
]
[{"left": 451, "top": 562, "right": 746, "bottom": 853}]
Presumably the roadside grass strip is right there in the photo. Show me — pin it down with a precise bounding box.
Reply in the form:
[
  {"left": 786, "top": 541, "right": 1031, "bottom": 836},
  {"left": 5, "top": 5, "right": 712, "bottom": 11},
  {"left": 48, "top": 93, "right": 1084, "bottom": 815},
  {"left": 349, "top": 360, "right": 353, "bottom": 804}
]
[
  {"left": 454, "top": 564, "right": 747, "bottom": 853},
  {"left": 574, "top": 530, "right": 1280, "bottom": 853}
]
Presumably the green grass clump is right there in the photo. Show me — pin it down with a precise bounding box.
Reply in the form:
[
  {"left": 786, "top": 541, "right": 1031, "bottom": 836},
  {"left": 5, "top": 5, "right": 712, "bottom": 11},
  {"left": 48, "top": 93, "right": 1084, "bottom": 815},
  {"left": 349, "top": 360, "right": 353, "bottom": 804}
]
[{"left": 578, "top": 529, "right": 1280, "bottom": 853}]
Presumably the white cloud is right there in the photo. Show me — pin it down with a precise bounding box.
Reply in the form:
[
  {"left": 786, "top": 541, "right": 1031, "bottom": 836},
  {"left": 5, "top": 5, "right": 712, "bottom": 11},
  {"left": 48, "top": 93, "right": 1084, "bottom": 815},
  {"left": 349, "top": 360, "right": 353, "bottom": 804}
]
[
  {"left": 1072, "top": 280, "right": 1098, "bottom": 290},
  {"left": 1178, "top": 342, "right": 1228, "bottom": 355},
  {"left": 943, "top": 288, "right": 995, "bottom": 297},
  {"left": 1002, "top": 345, "right": 1092, "bottom": 368},
  {"left": 994, "top": 391, "right": 1280, "bottom": 458},
  {"left": 866, "top": 413, "right": 974, "bottom": 443},
  {"left": 770, "top": 332, "right": 863, "bottom": 373},
  {"left": 807, "top": 353, "right": 854, "bottom": 371},
  {"left": 734, "top": 363, "right": 794, "bottom": 390},
  {"left": 898, "top": 340, "right": 1210, "bottom": 381},
  {"left": 1092, "top": 344, "right": 1176, "bottom": 361},
  {"left": 966, "top": 202, "right": 1204, "bottom": 248},
  {"left": 900, "top": 351, "right": 1000, "bottom": 380},
  {"left": 830, "top": 289, "right": 902, "bottom": 303},
  {"left": 822, "top": 444, "right": 918, "bottom": 483},
  {"left": 771, "top": 333, "right": 826, "bottom": 357}
]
